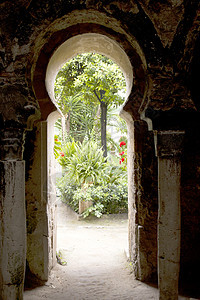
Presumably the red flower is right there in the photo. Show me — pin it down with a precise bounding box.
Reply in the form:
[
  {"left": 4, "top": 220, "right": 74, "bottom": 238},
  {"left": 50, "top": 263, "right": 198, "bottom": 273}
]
[
  {"left": 55, "top": 138, "right": 58, "bottom": 142},
  {"left": 119, "top": 160, "right": 122, "bottom": 164},
  {"left": 121, "top": 157, "right": 125, "bottom": 162},
  {"left": 119, "top": 151, "right": 124, "bottom": 156},
  {"left": 60, "top": 152, "right": 65, "bottom": 157},
  {"left": 120, "top": 141, "right": 126, "bottom": 147}
]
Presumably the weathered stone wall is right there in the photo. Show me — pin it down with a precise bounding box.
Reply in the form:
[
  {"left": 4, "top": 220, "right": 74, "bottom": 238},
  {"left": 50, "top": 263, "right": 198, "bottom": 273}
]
[
  {"left": 1, "top": 0, "right": 200, "bottom": 297},
  {"left": 24, "top": 122, "right": 49, "bottom": 285},
  {"left": 180, "top": 117, "right": 200, "bottom": 297},
  {"left": 24, "top": 116, "right": 58, "bottom": 287},
  {"left": 179, "top": 32, "right": 200, "bottom": 296},
  {"left": 133, "top": 121, "right": 158, "bottom": 282},
  {"left": 0, "top": 161, "right": 26, "bottom": 299}
]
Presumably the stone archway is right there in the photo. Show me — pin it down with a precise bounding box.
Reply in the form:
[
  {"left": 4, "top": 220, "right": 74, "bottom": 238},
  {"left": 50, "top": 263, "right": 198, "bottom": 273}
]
[
  {"left": 45, "top": 33, "right": 133, "bottom": 103},
  {"left": 1, "top": 3, "right": 200, "bottom": 300},
  {"left": 28, "top": 18, "right": 158, "bottom": 291},
  {"left": 45, "top": 32, "right": 135, "bottom": 275}
]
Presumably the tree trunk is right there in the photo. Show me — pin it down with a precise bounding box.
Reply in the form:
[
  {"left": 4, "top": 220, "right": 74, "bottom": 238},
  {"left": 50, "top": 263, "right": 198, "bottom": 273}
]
[{"left": 100, "top": 101, "right": 107, "bottom": 157}]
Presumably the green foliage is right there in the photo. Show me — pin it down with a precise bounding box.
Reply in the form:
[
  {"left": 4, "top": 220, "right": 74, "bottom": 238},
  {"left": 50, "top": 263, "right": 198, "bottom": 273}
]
[
  {"left": 67, "top": 141, "right": 106, "bottom": 185},
  {"left": 72, "top": 183, "right": 128, "bottom": 218},
  {"left": 113, "top": 115, "right": 128, "bottom": 137},
  {"left": 55, "top": 53, "right": 126, "bottom": 108},
  {"left": 57, "top": 139, "right": 107, "bottom": 185},
  {"left": 56, "top": 176, "right": 79, "bottom": 212},
  {"left": 56, "top": 250, "right": 67, "bottom": 266},
  {"left": 54, "top": 53, "right": 126, "bottom": 154},
  {"left": 81, "top": 203, "right": 104, "bottom": 218},
  {"left": 105, "top": 108, "right": 128, "bottom": 155},
  {"left": 118, "top": 138, "right": 127, "bottom": 170},
  {"left": 56, "top": 146, "right": 128, "bottom": 218},
  {"left": 55, "top": 94, "right": 99, "bottom": 143},
  {"left": 58, "top": 139, "right": 77, "bottom": 168},
  {"left": 54, "top": 53, "right": 128, "bottom": 216},
  {"left": 54, "top": 135, "right": 62, "bottom": 159}
]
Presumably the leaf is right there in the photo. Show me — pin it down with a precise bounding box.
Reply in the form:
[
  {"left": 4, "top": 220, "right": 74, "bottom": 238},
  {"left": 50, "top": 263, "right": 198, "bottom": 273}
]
[{"left": 54, "top": 53, "right": 126, "bottom": 151}]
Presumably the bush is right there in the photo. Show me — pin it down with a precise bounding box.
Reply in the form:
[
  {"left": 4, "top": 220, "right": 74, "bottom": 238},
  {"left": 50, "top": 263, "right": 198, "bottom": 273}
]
[
  {"left": 61, "top": 182, "right": 128, "bottom": 218},
  {"left": 57, "top": 176, "right": 79, "bottom": 212},
  {"left": 56, "top": 139, "right": 128, "bottom": 218},
  {"left": 58, "top": 139, "right": 107, "bottom": 185}
]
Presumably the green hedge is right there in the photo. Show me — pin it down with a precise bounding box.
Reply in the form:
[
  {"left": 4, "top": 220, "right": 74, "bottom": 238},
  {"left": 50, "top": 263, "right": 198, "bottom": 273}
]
[{"left": 57, "top": 181, "right": 128, "bottom": 218}]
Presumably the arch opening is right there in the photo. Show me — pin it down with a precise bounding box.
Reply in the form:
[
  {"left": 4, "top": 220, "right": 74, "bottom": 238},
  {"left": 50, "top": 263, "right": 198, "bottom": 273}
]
[
  {"left": 28, "top": 23, "right": 154, "bottom": 291},
  {"left": 51, "top": 50, "right": 129, "bottom": 259},
  {"left": 45, "top": 33, "right": 133, "bottom": 105},
  {"left": 45, "top": 34, "right": 132, "bottom": 275}
]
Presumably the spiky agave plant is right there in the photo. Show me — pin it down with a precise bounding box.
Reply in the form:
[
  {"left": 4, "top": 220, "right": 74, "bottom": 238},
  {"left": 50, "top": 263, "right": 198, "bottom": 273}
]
[{"left": 66, "top": 140, "right": 107, "bottom": 185}]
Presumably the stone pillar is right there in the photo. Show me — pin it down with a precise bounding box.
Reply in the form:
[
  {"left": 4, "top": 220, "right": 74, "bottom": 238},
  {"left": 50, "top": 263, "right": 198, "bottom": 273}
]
[
  {"left": 0, "top": 127, "right": 26, "bottom": 300},
  {"left": 0, "top": 84, "right": 41, "bottom": 298},
  {"left": 25, "top": 121, "right": 49, "bottom": 283},
  {"left": 121, "top": 108, "right": 158, "bottom": 281},
  {"left": 154, "top": 131, "right": 184, "bottom": 300}
]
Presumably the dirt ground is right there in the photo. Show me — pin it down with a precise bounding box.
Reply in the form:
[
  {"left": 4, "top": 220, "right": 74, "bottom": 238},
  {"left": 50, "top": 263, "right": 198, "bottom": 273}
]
[{"left": 24, "top": 200, "right": 197, "bottom": 300}]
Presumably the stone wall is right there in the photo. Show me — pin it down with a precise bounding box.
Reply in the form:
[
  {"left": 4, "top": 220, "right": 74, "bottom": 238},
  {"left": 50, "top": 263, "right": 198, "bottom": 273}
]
[
  {"left": 133, "top": 121, "right": 158, "bottom": 282},
  {"left": 180, "top": 117, "right": 200, "bottom": 297},
  {"left": 24, "top": 122, "right": 49, "bottom": 285},
  {"left": 1, "top": 0, "right": 200, "bottom": 298},
  {"left": 24, "top": 115, "right": 58, "bottom": 286}
]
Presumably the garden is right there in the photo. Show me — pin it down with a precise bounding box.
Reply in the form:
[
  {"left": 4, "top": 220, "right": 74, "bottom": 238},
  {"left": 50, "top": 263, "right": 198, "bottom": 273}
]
[{"left": 54, "top": 53, "right": 128, "bottom": 218}]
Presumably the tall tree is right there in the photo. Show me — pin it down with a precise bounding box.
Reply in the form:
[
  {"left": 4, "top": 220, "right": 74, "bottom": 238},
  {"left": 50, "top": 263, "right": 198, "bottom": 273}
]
[
  {"left": 54, "top": 53, "right": 126, "bottom": 156},
  {"left": 55, "top": 92, "right": 99, "bottom": 142}
]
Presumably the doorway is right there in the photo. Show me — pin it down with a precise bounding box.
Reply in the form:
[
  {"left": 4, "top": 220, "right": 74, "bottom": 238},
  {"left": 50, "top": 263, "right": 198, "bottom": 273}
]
[{"left": 27, "top": 25, "right": 158, "bottom": 290}]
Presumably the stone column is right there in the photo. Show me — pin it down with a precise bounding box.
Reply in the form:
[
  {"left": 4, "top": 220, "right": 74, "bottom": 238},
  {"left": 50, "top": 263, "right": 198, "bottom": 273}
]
[
  {"left": 0, "top": 84, "right": 41, "bottom": 299},
  {"left": 0, "top": 127, "right": 26, "bottom": 300},
  {"left": 154, "top": 131, "right": 184, "bottom": 300}
]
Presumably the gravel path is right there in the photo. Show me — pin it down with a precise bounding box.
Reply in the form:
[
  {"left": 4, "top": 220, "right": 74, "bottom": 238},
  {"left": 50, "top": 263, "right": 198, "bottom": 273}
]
[{"left": 24, "top": 200, "right": 195, "bottom": 300}]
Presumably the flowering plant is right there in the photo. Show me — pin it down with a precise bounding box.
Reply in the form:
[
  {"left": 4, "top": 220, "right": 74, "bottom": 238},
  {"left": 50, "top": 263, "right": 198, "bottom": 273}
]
[
  {"left": 57, "top": 139, "right": 77, "bottom": 168},
  {"left": 54, "top": 135, "right": 62, "bottom": 159},
  {"left": 60, "top": 152, "right": 65, "bottom": 157},
  {"left": 119, "top": 140, "right": 127, "bottom": 169},
  {"left": 120, "top": 141, "right": 126, "bottom": 147}
]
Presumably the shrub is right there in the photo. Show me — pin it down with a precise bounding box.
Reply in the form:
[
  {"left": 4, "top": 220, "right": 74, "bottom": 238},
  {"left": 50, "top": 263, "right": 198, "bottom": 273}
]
[
  {"left": 58, "top": 139, "right": 107, "bottom": 185},
  {"left": 58, "top": 139, "right": 77, "bottom": 169},
  {"left": 56, "top": 175, "right": 79, "bottom": 212},
  {"left": 71, "top": 183, "right": 128, "bottom": 218},
  {"left": 56, "top": 139, "right": 128, "bottom": 218}
]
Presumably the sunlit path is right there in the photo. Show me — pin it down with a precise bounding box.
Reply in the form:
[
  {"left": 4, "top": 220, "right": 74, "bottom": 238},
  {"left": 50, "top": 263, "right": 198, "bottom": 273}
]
[{"left": 24, "top": 200, "right": 192, "bottom": 300}]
